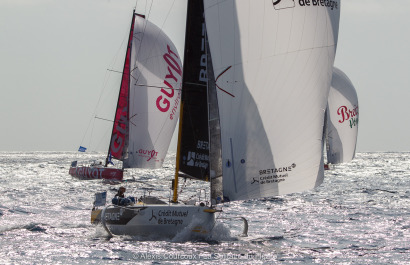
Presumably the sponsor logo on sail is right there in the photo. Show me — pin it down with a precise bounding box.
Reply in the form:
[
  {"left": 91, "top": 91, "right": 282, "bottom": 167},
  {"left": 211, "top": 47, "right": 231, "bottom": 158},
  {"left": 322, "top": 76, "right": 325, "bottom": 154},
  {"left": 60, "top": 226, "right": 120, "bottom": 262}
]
[
  {"left": 259, "top": 163, "right": 296, "bottom": 175},
  {"left": 137, "top": 149, "right": 158, "bottom": 162},
  {"left": 110, "top": 106, "right": 128, "bottom": 157},
  {"left": 273, "top": 0, "right": 339, "bottom": 10},
  {"left": 251, "top": 178, "right": 259, "bottom": 184},
  {"left": 197, "top": 140, "right": 209, "bottom": 150},
  {"left": 156, "top": 45, "right": 182, "bottom": 117},
  {"left": 183, "top": 151, "right": 209, "bottom": 170},
  {"left": 298, "top": 0, "right": 338, "bottom": 10},
  {"left": 337, "top": 105, "right": 359, "bottom": 128},
  {"left": 199, "top": 17, "right": 207, "bottom": 83},
  {"left": 252, "top": 163, "right": 296, "bottom": 185},
  {"left": 272, "top": 0, "right": 295, "bottom": 9}
]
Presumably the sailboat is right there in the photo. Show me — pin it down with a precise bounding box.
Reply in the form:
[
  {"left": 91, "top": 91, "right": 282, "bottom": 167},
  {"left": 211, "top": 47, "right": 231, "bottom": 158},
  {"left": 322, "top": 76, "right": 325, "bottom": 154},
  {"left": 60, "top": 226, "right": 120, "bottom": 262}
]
[
  {"left": 324, "top": 67, "right": 359, "bottom": 169},
  {"left": 69, "top": 11, "right": 181, "bottom": 181},
  {"left": 92, "top": 0, "right": 341, "bottom": 238}
]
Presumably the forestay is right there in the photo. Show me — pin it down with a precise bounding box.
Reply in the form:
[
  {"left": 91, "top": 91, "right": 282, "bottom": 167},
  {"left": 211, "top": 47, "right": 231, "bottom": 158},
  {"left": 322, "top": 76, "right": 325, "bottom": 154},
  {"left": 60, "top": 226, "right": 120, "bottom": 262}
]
[
  {"left": 326, "top": 67, "right": 359, "bottom": 164},
  {"left": 204, "top": 0, "right": 341, "bottom": 201}
]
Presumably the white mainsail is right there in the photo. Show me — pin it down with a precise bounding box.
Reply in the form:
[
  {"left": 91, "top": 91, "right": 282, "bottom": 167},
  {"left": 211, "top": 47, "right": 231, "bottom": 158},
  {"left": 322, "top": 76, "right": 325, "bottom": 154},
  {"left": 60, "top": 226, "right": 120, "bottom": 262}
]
[
  {"left": 204, "top": 0, "right": 341, "bottom": 201},
  {"left": 326, "top": 67, "right": 359, "bottom": 164},
  {"left": 124, "top": 15, "right": 182, "bottom": 169}
]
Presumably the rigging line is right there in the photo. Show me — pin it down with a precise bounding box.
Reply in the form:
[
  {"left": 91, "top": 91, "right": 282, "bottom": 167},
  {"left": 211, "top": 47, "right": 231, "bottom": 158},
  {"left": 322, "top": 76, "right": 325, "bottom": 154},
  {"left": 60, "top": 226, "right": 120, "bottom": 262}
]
[
  {"left": 81, "top": 38, "right": 126, "bottom": 149},
  {"left": 129, "top": 113, "right": 138, "bottom": 127},
  {"left": 107, "top": 67, "right": 182, "bottom": 91},
  {"left": 109, "top": 68, "right": 171, "bottom": 89},
  {"left": 95, "top": 116, "right": 113, "bottom": 123},
  {"left": 108, "top": 68, "right": 139, "bottom": 83},
  {"left": 107, "top": 69, "right": 122, "bottom": 74},
  {"left": 185, "top": 82, "right": 207, "bottom": 87},
  {"left": 178, "top": 177, "right": 187, "bottom": 195},
  {"left": 134, "top": 84, "right": 182, "bottom": 91},
  {"left": 132, "top": 0, "right": 178, "bottom": 79},
  {"left": 133, "top": 0, "right": 153, "bottom": 70},
  {"left": 107, "top": 68, "right": 141, "bottom": 84},
  {"left": 96, "top": 127, "right": 111, "bottom": 153}
]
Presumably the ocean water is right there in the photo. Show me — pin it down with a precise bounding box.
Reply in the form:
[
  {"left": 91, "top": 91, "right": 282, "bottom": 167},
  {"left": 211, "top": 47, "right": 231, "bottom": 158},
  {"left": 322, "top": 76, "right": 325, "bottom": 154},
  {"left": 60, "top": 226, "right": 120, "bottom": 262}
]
[{"left": 0, "top": 151, "right": 408, "bottom": 264}]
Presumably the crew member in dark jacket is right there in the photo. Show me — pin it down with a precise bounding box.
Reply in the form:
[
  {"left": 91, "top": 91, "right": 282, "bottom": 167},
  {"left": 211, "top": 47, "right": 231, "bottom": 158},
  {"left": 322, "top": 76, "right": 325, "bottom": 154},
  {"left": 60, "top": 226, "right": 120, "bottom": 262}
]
[
  {"left": 112, "top": 186, "right": 127, "bottom": 205},
  {"left": 115, "top": 186, "right": 126, "bottom": 198}
]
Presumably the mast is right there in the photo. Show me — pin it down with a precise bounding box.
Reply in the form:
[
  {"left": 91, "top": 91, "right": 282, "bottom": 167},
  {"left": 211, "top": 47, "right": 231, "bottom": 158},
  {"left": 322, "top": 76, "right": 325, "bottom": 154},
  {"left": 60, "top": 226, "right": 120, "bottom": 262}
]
[
  {"left": 105, "top": 10, "right": 136, "bottom": 167},
  {"left": 172, "top": 102, "right": 184, "bottom": 202}
]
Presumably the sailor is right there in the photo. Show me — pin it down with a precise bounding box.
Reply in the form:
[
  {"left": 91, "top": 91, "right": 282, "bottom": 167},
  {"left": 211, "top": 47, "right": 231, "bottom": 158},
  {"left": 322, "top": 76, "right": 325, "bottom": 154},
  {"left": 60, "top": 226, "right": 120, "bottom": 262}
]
[
  {"left": 112, "top": 186, "right": 135, "bottom": 206},
  {"left": 115, "top": 187, "right": 126, "bottom": 198},
  {"left": 112, "top": 186, "right": 126, "bottom": 205}
]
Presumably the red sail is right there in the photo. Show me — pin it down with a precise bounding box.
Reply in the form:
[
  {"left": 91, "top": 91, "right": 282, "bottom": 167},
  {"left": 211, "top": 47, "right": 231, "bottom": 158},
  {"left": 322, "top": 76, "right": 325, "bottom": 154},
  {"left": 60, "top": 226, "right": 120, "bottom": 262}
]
[{"left": 109, "top": 13, "right": 136, "bottom": 160}]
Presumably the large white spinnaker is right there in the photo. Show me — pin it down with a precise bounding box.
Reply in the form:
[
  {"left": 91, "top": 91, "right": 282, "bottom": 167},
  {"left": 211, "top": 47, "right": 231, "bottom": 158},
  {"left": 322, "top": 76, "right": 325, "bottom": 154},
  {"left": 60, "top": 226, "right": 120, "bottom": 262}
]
[
  {"left": 124, "top": 15, "right": 183, "bottom": 169},
  {"left": 326, "top": 67, "right": 359, "bottom": 164},
  {"left": 204, "top": 0, "right": 341, "bottom": 201}
]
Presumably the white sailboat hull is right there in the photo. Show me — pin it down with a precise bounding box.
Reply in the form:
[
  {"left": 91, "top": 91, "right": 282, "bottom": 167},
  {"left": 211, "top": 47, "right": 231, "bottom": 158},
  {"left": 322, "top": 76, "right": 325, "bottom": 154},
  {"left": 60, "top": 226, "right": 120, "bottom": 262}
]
[{"left": 93, "top": 204, "right": 216, "bottom": 238}]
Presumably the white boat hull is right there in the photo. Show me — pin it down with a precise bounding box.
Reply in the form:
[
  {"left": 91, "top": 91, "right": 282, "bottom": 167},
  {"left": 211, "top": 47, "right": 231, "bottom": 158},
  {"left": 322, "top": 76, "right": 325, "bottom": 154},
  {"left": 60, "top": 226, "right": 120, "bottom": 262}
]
[{"left": 93, "top": 204, "right": 216, "bottom": 238}]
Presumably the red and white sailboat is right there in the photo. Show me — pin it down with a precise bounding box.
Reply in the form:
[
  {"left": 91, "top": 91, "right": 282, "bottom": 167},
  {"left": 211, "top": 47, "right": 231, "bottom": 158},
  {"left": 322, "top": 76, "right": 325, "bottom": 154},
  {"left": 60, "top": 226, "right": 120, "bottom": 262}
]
[
  {"left": 69, "top": 158, "right": 123, "bottom": 181},
  {"left": 69, "top": 11, "right": 182, "bottom": 181}
]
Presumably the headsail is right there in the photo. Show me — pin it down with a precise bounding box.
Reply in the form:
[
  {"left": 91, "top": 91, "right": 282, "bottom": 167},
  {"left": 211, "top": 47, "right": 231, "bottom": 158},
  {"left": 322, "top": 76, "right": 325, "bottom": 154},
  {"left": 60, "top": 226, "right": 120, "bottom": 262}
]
[
  {"left": 125, "top": 15, "right": 183, "bottom": 169},
  {"left": 204, "top": 0, "right": 341, "bottom": 201},
  {"left": 326, "top": 67, "right": 359, "bottom": 164},
  {"left": 109, "top": 13, "right": 183, "bottom": 169}
]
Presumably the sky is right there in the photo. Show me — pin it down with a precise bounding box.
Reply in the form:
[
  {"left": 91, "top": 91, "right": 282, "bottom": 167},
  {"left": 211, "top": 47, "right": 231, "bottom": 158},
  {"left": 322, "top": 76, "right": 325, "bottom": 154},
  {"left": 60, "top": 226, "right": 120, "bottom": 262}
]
[{"left": 0, "top": 0, "right": 409, "bottom": 152}]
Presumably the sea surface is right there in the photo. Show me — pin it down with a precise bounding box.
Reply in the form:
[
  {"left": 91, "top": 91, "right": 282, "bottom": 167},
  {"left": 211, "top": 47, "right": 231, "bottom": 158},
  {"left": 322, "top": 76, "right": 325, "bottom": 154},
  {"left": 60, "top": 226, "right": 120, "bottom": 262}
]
[{"left": 0, "top": 152, "right": 408, "bottom": 264}]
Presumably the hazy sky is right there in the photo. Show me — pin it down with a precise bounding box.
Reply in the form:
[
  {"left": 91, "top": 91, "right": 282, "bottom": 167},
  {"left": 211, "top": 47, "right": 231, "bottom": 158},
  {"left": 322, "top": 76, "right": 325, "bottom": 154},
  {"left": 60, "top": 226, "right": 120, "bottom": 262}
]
[{"left": 0, "top": 0, "right": 409, "bottom": 152}]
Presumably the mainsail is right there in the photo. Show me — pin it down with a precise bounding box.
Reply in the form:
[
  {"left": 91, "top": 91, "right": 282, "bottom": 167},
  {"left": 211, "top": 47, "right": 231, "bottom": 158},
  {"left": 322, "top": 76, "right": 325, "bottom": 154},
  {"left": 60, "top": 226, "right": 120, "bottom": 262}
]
[
  {"left": 174, "top": 0, "right": 223, "bottom": 203},
  {"left": 108, "top": 14, "right": 182, "bottom": 169},
  {"left": 326, "top": 67, "right": 359, "bottom": 164},
  {"left": 108, "top": 12, "right": 135, "bottom": 162},
  {"left": 204, "top": 0, "right": 341, "bottom": 201},
  {"left": 178, "top": 2, "right": 210, "bottom": 181}
]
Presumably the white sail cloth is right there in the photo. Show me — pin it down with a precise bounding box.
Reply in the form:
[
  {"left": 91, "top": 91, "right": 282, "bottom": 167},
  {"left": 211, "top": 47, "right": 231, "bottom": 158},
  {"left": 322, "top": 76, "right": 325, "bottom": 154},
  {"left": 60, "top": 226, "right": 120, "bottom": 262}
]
[
  {"left": 124, "top": 16, "right": 182, "bottom": 168},
  {"left": 326, "top": 67, "right": 359, "bottom": 164},
  {"left": 204, "top": 0, "right": 341, "bottom": 200}
]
